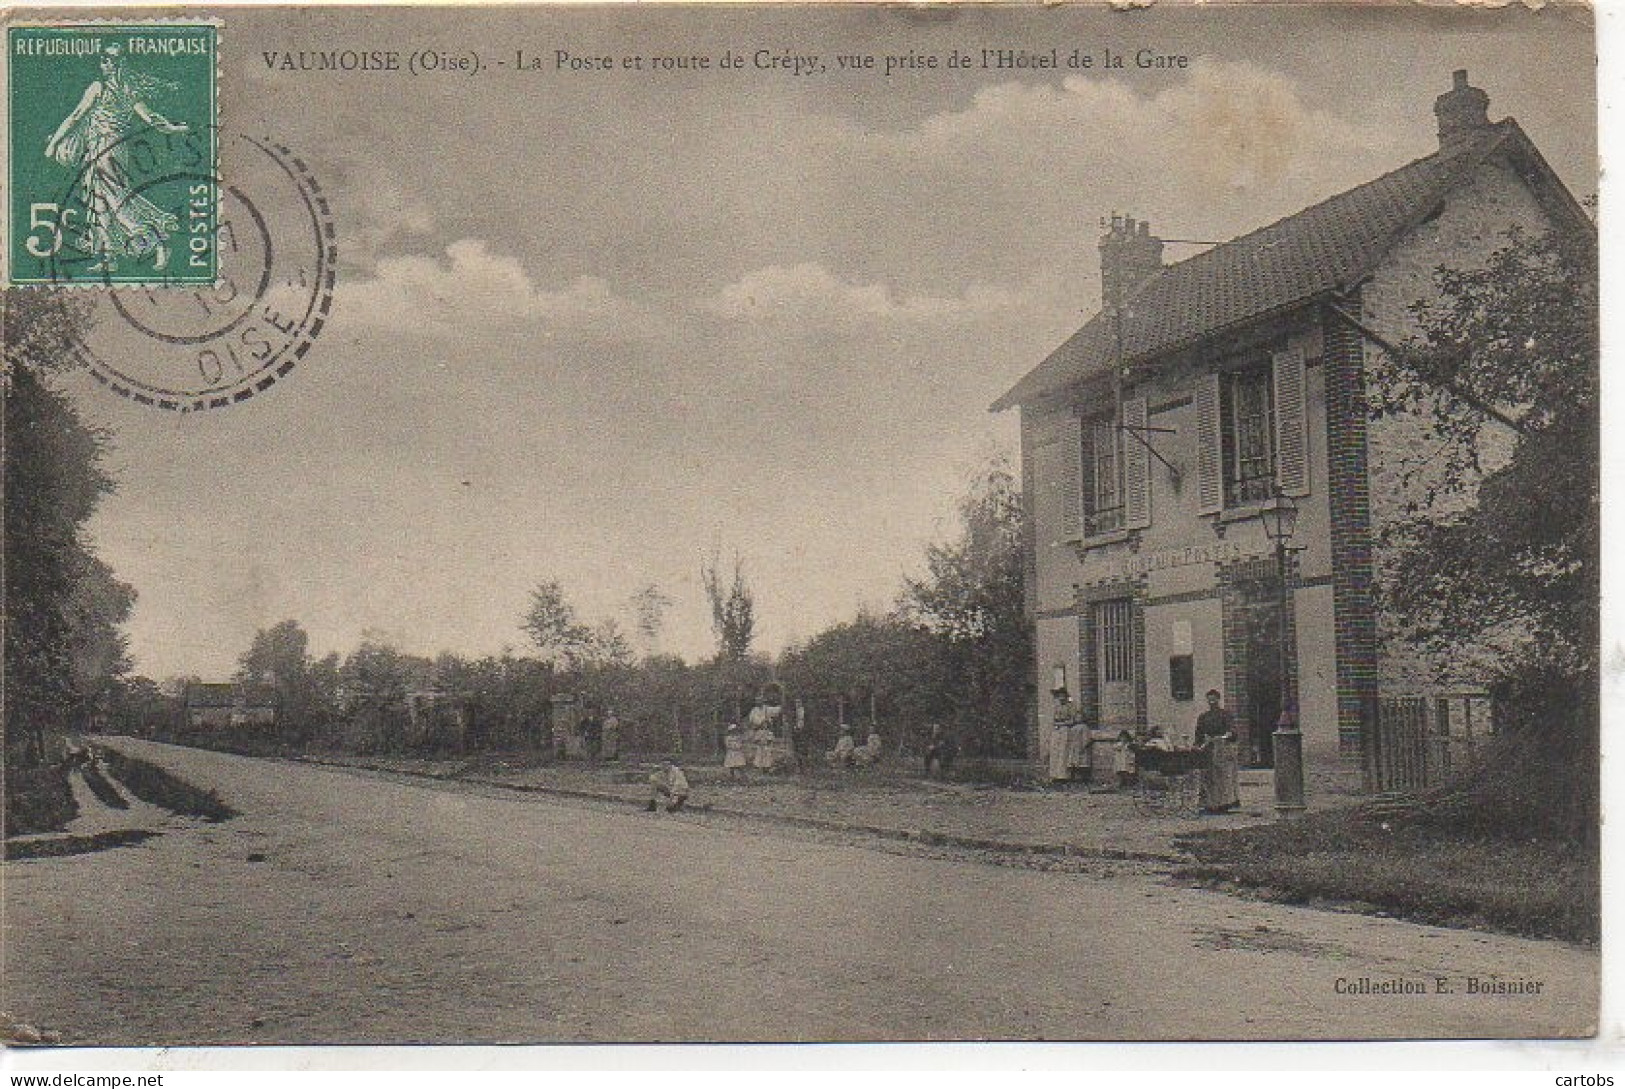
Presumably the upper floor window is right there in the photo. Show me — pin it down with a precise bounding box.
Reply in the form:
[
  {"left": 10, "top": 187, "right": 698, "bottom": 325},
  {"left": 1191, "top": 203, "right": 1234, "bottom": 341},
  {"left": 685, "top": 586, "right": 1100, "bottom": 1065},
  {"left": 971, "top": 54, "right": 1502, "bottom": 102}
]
[
  {"left": 1195, "top": 345, "right": 1310, "bottom": 516},
  {"left": 1073, "top": 397, "right": 1151, "bottom": 540},
  {"left": 1222, "top": 367, "right": 1277, "bottom": 505},
  {"left": 1088, "top": 419, "right": 1124, "bottom": 535}
]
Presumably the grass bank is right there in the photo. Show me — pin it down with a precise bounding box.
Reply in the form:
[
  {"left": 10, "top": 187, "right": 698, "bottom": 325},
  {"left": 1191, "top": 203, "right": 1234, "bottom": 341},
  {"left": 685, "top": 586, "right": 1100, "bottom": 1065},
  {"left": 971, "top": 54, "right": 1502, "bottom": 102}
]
[
  {"left": 1175, "top": 810, "right": 1597, "bottom": 944},
  {"left": 4, "top": 764, "right": 78, "bottom": 835}
]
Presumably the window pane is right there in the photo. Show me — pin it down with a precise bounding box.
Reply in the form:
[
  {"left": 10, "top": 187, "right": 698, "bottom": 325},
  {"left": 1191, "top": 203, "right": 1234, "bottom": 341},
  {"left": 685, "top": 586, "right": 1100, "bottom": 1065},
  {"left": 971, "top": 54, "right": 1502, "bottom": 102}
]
[
  {"left": 1090, "top": 420, "right": 1123, "bottom": 533},
  {"left": 1224, "top": 367, "right": 1276, "bottom": 504},
  {"left": 1096, "top": 599, "right": 1133, "bottom": 684}
]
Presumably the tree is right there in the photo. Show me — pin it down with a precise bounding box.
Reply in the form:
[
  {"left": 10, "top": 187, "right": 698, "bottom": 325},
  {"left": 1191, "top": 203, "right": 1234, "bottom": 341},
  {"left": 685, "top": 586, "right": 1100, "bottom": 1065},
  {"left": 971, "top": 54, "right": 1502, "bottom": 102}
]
[
  {"left": 701, "top": 547, "right": 755, "bottom": 662},
  {"left": 64, "top": 553, "right": 136, "bottom": 728},
  {"left": 108, "top": 675, "right": 173, "bottom": 737},
  {"left": 338, "top": 635, "right": 427, "bottom": 753},
  {"left": 521, "top": 581, "right": 632, "bottom": 672},
  {"left": 778, "top": 608, "right": 948, "bottom": 753},
  {"left": 1371, "top": 224, "right": 1597, "bottom": 838},
  {"left": 239, "top": 619, "right": 310, "bottom": 688},
  {"left": 521, "top": 581, "right": 589, "bottom": 663},
  {"left": 629, "top": 583, "right": 673, "bottom": 657},
  {"left": 237, "top": 619, "right": 334, "bottom": 745},
  {"left": 3, "top": 293, "right": 131, "bottom": 763},
  {"left": 161, "top": 674, "right": 202, "bottom": 699},
  {"left": 1372, "top": 226, "right": 1596, "bottom": 682},
  {"left": 901, "top": 453, "right": 1031, "bottom": 758},
  {"left": 585, "top": 618, "right": 633, "bottom": 669}
]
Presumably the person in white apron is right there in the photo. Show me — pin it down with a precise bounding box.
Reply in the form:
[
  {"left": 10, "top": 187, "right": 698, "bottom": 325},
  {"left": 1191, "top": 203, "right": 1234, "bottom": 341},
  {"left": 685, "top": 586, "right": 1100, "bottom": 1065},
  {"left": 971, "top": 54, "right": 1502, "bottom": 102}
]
[
  {"left": 748, "top": 700, "right": 779, "bottom": 771},
  {"left": 1048, "top": 691, "right": 1077, "bottom": 782},
  {"left": 1195, "top": 690, "right": 1241, "bottom": 813}
]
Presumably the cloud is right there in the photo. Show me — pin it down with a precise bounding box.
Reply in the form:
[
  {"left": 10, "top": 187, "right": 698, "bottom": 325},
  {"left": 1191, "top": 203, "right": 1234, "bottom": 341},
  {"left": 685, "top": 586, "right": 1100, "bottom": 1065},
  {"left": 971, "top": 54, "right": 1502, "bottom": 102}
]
[
  {"left": 349, "top": 178, "right": 436, "bottom": 255},
  {"left": 893, "top": 59, "right": 1404, "bottom": 223},
  {"left": 702, "top": 261, "right": 1073, "bottom": 328},
  {"left": 666, "top": 60, "right": 1412, "bottom": 302},
  {"left": 336, "top": 239, "right": 663, "bottom": 339}
]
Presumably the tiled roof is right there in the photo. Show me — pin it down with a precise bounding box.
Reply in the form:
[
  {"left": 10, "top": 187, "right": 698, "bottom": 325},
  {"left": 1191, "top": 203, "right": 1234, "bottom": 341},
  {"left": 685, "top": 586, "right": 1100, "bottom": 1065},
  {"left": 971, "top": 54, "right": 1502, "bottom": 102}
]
[{"left": 992, "top": 121, "right": 1528, "bottom": 411}]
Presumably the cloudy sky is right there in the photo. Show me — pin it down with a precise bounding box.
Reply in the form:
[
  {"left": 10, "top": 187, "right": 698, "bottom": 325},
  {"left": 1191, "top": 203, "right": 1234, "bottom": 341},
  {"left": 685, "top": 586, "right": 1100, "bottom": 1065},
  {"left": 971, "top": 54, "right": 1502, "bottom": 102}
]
[{"left": 58, "top": 3, "right": 1596, "bottom": 681}]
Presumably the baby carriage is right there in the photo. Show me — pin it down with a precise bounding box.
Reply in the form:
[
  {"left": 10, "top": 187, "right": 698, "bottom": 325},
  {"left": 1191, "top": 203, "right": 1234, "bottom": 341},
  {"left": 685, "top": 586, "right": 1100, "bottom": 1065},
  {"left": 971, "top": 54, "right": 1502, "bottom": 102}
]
[{"left": 1129, "top": 743, "right": 1207, "bottom": 817}]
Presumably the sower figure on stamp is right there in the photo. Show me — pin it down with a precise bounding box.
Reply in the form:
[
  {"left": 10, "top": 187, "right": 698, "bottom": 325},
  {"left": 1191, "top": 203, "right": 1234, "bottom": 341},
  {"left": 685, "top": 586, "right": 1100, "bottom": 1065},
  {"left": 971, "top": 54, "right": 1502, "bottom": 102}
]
[
  {"left": 45, "top": 44, "right": 188, "bottom": 273},
  {"left": 1195, "top": 689, "right": 1240, "bottom": 813}
]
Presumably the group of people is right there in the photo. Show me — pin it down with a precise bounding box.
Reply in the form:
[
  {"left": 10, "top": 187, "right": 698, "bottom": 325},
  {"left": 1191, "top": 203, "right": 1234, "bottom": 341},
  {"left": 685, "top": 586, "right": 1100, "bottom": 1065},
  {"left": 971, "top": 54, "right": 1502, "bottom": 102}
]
[
  {"left": 1131, "top": 689, "right": 1241, "bottom": 813},
  {"left": 721, "top": 699, "right": 787, "bottom": 777},
  {"left": 1057, "top": 688, "right": 1242, "bottom": 814},
  {"left": 824, "top": 725, "right": 885, "bottom": 768}
]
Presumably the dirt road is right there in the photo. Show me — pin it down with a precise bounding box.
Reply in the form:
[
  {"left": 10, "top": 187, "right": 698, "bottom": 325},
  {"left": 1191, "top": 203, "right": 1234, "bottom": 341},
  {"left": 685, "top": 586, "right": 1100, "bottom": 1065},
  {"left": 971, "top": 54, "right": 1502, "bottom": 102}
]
[{"left": 1, "top": 740, "right": 1597, "bottom": 1044}]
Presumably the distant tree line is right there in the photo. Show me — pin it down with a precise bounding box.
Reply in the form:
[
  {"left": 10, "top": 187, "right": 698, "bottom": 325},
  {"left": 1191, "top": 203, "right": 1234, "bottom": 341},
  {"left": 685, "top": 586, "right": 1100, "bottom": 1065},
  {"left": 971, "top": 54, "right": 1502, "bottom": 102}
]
[{"left": 113, "top": 457, "right": 1035, "bottom": 766}]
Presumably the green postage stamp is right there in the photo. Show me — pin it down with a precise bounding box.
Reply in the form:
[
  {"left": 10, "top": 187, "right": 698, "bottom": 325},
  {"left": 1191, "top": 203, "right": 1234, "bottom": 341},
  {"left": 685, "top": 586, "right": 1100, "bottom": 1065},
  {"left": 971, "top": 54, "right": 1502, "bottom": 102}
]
[{"left": 7, "top": 22, "right": 218, "bottom": 286}]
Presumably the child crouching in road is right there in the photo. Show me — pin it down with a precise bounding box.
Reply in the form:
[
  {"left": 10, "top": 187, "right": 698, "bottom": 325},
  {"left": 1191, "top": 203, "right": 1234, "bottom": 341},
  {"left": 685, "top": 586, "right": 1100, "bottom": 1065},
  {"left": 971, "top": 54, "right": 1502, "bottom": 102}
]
[{"left": 646, "top": 762, "right": 690, "bottom": 812}]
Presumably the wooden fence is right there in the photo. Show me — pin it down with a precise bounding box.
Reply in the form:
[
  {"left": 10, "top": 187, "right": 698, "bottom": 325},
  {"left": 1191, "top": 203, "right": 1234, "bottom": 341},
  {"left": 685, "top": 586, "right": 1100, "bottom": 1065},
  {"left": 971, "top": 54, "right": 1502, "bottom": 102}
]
[{"left": 1369, "top": 694, "right": 1489, "bottom": 794}]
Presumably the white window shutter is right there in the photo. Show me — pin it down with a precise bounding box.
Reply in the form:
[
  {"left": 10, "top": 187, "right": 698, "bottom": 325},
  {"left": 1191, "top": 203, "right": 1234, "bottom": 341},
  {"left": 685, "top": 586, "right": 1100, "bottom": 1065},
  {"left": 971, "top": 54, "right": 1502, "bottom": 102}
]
[
  {"left": 1123, "top": 397, "right": 1151, "bottom": 529},
  {"left": 1061, "top": 414, "right": 1084, "bottom": 541},
  {"left": 1195, "top": 373, "right": 1223, "bottom": 515},
  {"left": 1273, "top": 345, "right": 1310, "bottom": 497}
]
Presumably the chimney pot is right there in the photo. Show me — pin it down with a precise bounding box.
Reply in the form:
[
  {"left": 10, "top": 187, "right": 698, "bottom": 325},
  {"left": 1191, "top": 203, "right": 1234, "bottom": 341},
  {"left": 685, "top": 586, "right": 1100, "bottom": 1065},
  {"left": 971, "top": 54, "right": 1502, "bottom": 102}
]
[
  {"left": 1435, "top": 69, "right": 1491, "bottom": 154},
  {"left": 1099, "top": 214, "right": 1164, "bottom": 311}
]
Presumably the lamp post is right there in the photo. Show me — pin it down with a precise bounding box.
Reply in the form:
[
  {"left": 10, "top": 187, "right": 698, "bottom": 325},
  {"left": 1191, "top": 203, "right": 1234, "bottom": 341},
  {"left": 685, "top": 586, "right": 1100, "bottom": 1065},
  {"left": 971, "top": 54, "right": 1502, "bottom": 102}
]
[{"left": 1259, "top": 488, "right": 1306, "bottom": 820}]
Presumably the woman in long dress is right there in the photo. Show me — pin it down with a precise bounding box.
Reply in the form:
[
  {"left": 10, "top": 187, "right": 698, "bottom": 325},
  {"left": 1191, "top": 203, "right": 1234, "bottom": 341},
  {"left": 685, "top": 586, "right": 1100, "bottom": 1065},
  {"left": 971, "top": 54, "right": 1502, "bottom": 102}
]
[
  {"left": 1194, "top": 690, "right": 1241, "bottom": 812},
  {"left": 1200, "top": 733, "right": 1241, "bottom": 813},
  {"left": 44, "top": 44, "right": 189, "bottom": 273},
  {"left": 747, "top": 700, "right": 780, "bottom": 771}
]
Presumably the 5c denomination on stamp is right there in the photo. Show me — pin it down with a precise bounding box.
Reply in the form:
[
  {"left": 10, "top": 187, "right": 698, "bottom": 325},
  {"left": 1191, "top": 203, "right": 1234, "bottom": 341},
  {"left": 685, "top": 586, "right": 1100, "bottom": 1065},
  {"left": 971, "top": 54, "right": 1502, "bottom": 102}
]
[{"left": 8, "top": 21, "right": 218, "bottom": 287}]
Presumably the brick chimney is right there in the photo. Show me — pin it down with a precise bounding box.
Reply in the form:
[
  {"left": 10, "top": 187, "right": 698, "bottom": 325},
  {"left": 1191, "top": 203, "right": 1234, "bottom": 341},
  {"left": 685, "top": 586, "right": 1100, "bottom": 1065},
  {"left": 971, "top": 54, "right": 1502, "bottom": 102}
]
[
  {"left": 1434, "top": 69, "right": 1492, "bottom": 154},
  {"left": 1099, "top": 214, "right": 1164, "bottom": 312}
]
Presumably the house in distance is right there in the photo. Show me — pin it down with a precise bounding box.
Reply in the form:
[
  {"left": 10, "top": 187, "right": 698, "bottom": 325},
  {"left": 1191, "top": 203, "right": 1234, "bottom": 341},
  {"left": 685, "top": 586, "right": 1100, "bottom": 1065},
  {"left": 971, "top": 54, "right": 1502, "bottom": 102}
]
[{"left": 992, "top": 71, "right": 1590, "bottom": 796}]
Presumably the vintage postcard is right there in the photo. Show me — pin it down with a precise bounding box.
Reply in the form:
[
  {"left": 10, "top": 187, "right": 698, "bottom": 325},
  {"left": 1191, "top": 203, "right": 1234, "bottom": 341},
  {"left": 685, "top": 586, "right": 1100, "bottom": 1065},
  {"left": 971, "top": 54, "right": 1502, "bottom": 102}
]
[{"left": 0, "top": 1, "right": 1600, "bottom": 1051}]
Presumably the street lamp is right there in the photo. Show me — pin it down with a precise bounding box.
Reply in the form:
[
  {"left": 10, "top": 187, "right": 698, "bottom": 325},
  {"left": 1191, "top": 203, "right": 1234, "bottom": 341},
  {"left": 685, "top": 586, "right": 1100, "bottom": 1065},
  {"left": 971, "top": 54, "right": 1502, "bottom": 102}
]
[{"left": 1259, "top": 488, "right": 1306, "bottom": 820}]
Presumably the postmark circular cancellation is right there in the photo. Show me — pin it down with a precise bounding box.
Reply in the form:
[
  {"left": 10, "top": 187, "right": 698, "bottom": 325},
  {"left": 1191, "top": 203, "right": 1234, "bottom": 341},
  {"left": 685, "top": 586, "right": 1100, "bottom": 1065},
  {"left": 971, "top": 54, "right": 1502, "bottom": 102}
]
[{"left": 56, "top": 130, "right": 336, "bottom": 411}]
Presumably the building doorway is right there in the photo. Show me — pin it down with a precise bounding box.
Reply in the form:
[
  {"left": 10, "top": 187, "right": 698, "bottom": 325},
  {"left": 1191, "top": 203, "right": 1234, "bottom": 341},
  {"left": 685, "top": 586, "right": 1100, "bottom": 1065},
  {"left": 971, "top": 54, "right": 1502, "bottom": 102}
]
[
  {"left": 1233, "top": 583, "right": 1287, "bottom": 770},
  {"left": 1093, "top": 598, "right": 1137, "bottom": 731}
]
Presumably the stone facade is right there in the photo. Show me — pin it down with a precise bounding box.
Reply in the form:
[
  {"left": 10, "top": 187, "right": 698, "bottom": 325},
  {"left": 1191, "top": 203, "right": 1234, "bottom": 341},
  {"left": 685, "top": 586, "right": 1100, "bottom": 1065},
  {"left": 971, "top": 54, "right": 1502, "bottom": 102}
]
[{"left": 1360, "top": 158, "right": 1551, "bottom": 694}]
